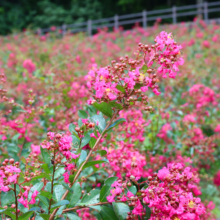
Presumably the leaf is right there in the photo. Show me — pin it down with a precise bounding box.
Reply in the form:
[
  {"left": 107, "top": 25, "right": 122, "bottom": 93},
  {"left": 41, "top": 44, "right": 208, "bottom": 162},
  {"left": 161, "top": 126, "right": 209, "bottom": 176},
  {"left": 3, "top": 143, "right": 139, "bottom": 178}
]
[
  {"left": 40, "top": 147, "right": 51, "bottom": 164},
  {"left": 116, "top": 85, "right": 125, "bottom": 93},
  {"left": 37, "top": 195, "right": 49, "bottom": 207},
  {"left": 141, "top": 64, "right": 148, "bottom": 73},
  {"left": 78, "top": 110, "right": 88, "bottom": 119},
  {"left": 66, "top": 182, "right": 82, "bottom": 208},
  {"left": 96, "top": 150, "right": 107, "bottom": 156},
  {"left": 3, "top": 210, "right": 16, "bottom": 219},
  {"left": 112, "top": 202, "right": 130, "bottom": 220},
  {"left": 31, "top": 173, "right": 51, "bottom": 181},
  {"left": 39, "top": 191, "right": 52, "bottom": 200},
  {"left": 42, "top": 164, "right": 50, "bottom": 175},
  {"left": 81, "top": 131, "right": 92, "bottom": 147},
  {"left": 1, "top": 191, "right": 14, "bottom": 206},
  {"left": 82, "top": 160, "right": 106, "bottom": 170},
  {"left": 54, "top": 185, "right": 65, "bottom": 201},
  {"left": 18, "top": 211, "right": 34, "bottom": 220},
  {"left": 80, "top": 189, "right": 100, "bottom": 205},
  {"left": 100, "top": 206, "right": 119, "bottom": 220},
  {"left": 54, "top": 167, "right": 65, "bottom": 179},
  {"left": 134, "top": 83, "right": 143, "bottom": 90},
  {"left": 144, "top": 205, "right": 151, "bottom": 219},
  {"left": 100, "top": 177, "right": 118, "bottom": 202},
  {"left": 72, "top": 135, "right": 80, "bottom": 147},
  {"left": 77, "top": 150, "right": 87, "bottom": 167},
  {"left": 39, "top": 214, "right": 50, "bottom": 220},
  {"left": 93, "top": 102, "right": 112, "bottom": 118},
  {"left": 109, "top": 101, "right": 123, "bottom": 110},
  {"left": 89, "top": 137, "right": 97, "bottom": 148},
  {"left": 65, "top": 213, "right": 81, "bottom": 220},
  {"left": 127, "top": 185, "right": 137, "bottom": 195},
  {"left": 105, "top": 118, "right": 126, "bottom": 134},
  {"left": 91, "top": 114, "right": 106, "bottom": 132},
  {"left": 51, "top": 200, "right": 69, "bottom": 209}
]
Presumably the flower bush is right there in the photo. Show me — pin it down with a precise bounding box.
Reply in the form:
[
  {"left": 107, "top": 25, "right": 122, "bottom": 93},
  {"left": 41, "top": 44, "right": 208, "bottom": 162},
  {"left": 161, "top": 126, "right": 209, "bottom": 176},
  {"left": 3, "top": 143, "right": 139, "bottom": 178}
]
[{"left": 0, "top": 20, "right": 220, "bottom": 220}]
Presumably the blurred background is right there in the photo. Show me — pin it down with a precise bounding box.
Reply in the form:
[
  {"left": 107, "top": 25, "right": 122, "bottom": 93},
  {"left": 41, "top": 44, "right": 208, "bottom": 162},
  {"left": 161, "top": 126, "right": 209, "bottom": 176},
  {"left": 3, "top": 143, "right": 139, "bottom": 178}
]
[{"left": 1, "top": 0, "right": 220, "bottom": 35}]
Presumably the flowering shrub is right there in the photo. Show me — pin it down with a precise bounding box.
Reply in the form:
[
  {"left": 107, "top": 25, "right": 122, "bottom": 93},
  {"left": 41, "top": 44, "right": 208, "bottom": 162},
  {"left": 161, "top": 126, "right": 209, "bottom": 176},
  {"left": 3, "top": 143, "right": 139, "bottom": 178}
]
[{"left": 0, "top": 21, "right": 220, "bottom": 220}]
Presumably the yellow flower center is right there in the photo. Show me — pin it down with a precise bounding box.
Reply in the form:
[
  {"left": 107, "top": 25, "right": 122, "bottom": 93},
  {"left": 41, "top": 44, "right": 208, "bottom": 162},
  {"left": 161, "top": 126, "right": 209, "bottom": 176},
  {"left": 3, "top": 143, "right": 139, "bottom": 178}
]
[
  {"left": 139, "top": 73, "right": 145, "bottom": 82},
  {"left": 188, "top": 200, "right": 195, "bottom": 208},
  {"left": 105, "top": 88, "right": 110, "bottom": 94},
  {"left": 174, "top": 218, "right": 180, "bottom": 220}
]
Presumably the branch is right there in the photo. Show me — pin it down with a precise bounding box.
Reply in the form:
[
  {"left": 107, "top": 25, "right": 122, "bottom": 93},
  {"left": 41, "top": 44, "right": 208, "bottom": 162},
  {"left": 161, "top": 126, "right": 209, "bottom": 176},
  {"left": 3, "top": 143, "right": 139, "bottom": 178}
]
[{"left": 49, "top": 110, "right": 120, "bottom": 219}]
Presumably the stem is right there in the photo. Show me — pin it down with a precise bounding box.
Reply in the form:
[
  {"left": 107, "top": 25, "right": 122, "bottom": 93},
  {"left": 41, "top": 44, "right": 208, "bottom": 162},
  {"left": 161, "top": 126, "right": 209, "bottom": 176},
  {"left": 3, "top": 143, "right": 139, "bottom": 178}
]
[
  {"left": 48, "top": 149, "right": 56, "bottom": 214},
  {"left": 62, "top": 198, "right": 135, "bottom": 213},
  {"left": 49, "top": 110, "right": 119, "bottom": 220},
  {"left": 14, "top": 184, "right": 18, "bottom": 220}
]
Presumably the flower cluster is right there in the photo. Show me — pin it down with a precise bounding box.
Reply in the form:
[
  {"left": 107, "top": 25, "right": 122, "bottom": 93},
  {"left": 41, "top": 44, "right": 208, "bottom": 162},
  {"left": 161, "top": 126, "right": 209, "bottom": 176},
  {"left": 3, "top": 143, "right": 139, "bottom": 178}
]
[
  {"left": 107, "top": 142, "right": 147, "bottom": 180},
  {"left": 148, "top": 31, "right": 184, "bottom": 79},
  {"left": 142, "top": 163, "right": 205, "bottom": 219},
  {"left": 0, "top": 159, "right": 20, "bottom": 192}
]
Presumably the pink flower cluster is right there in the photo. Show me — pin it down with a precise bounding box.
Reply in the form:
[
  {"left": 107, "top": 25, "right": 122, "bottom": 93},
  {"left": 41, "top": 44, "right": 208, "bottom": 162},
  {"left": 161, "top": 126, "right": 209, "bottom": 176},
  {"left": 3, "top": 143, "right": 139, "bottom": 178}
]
[
  {"left": 118, "top": 109, "right": 150, "bottom": 142},
  {"left": 150, "top": 31, "right": 184, "bottom": 79},
  {"left": 18, "top": 189, "right": 39, "bottom": 208},
  {"left": 0, "top": 164, "right": 21, "bottom": 192},
  {"left": 23, "top": 59, "right": 36, "bottom": 74},
  {"left": 189, "top": 84, "right": 217, "bottom": 109},
  {"left": 107, "top": 180, "right": 145, "bottom": 218},
  {"left": 213, "top": 170, "right": 220, "bottom": 187},
  {"left": 157, "top": 123, "right": 174, "bottom": 144},
  {"left": 107, "top": 142, "right": 147, "bottom": 180},
  {"left": 143, "top": 163, "right": 205, "bottom": 219}
]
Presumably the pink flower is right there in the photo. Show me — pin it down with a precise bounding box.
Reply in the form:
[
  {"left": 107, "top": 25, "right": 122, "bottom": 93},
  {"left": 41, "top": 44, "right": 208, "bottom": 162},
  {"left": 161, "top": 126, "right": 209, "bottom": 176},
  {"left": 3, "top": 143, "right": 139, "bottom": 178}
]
[
  {"left": 23, "top": 59, "right": 36, "bottom": 74},
  {"left": 18, "top": 197, "right": 28, "bottom": 208},
  {"left": 63, "top": 172, "right": 70, "bottom": 184},
  {"left": 29, "top": 190, "right": 39, "bottom": 205}
]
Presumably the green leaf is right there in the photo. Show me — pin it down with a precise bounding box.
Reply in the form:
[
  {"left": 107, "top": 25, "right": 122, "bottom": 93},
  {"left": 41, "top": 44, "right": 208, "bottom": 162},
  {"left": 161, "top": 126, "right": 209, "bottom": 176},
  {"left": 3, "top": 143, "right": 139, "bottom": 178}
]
[
  {"left": 109, "top": 101, "right": 123, "bottom": 110},
  {"left": 40, "top": 147, "right": 51, "bottom": 164},
  {"left": 82, "top": 160, "right": 106, "bottom": 170},
  {"left": 100, "top": 177, "right": 118, "bottom": 202},
  {"left": 141, "top": 64, "right": 148, "bottom": 73},
  {"left": 81, "top": 189, "right": 100, "bottom": 205},
  {"left": 39, "top": 191, "right": 52, "bottom": 200},
  {"left": 18, "top": 211, "right": 34, "bottom": 220},
  {"left": 72, "top": 135, "right": 80, "bottom": 147},
  {"left": 105, "top": 118, "right": 126, "bottom": 133},
  {"left": 112, "top": 202, "right": 130, "bottom": 220},
  {"left": 116, "top": 85, "right": 125, "bottom": 93},
  {"left": 67, "top": 182, "right": 82, "bottom": 208},
  {"left": 100, "top": 206, "right": 119, "bottom": 220},
  {"left": 91, "top": 114, "right": 106, "bottom": 132},
  {"left": 134, "top": 83, "right": 143, "bottom": 90},
  {"left": 65, "top": 213, "right": 81, "bottom": 220},
  {"left": 78, "top": 110, "right": 88, "bottom": 119},
  {"left": 37, "top": 195, "right": 49, "bottom": 207},
  {"left": 127, "top": 185, "right": 137, "bottom": 195},
  {"left": 144, "top": 205, "right": 151, "bottom": 219},
  {"left": 39, "top": 214, "right": 50, "bottom": 220},
  {"left": 3, "top": 210, "right": 16, "bottom": 219},
  {"left": 81, "top": 131, "right": 92, "bottom": 147},
  {"left": 77, "top": 150, "right": 87, "bottom": 167},
  {"left": 54, "top": 167, "right": 65, "bottom": 179},
  {"left": 54, "top": 185, "right": 65, "bottom": 201},
  {"left": 89, "top": 137, "right": 97, "bottom": 148},
  {"left": 93, "top": 102, "right": 113, "bottom": 118},
  {"left": 31, "top": 173, "right": 51, "bottom": 181},
  {"left": 42, "top": 164, "right": 50, "bottom": 175},
  {"left": 96, "top": 150, "right": 107, "bottom": 156},
  {"left": 1, "top": 191, "right": 14, "bottom": 206},
  {"left": 51, "top": 200, "right": 69, "bottom": 209}
]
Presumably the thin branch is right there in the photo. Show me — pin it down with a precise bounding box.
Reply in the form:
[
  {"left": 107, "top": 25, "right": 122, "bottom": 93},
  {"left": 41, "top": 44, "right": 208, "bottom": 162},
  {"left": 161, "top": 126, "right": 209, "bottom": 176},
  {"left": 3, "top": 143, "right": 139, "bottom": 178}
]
[{"left": 49, "top": 110, "right": 120, "bottom": 220}]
